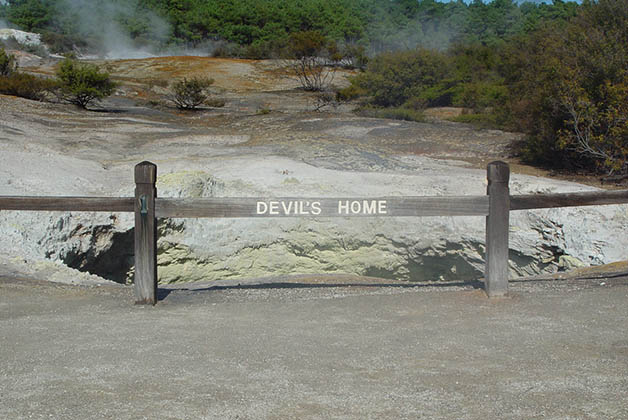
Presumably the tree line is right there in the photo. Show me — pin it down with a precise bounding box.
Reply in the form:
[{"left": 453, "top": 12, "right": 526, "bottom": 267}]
[
  {"left": 1, "top": 0, "right": 580, "bottom": 56},
  {"left": 342, "top": 0, "right": 627, "bottom": 176}
]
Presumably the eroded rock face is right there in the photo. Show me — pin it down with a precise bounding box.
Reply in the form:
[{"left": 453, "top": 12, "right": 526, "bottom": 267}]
[
  {"left": 0, "top": 210, "right": 134, "bottom": 283},
  {"left": 155, "top": 218, "right": 487, "bottom": 284},
  {"left": 4, "top": 163, "right": 625, "bottom": 285},
  {"left": 149, "top": 169, "right": 627, "bottom": 284}
]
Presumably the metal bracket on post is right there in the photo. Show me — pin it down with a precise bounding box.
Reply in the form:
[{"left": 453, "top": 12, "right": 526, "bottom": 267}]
[
  {"left": 134, "top": 162, "right": 157, "bottom": 305},
  {"left": 139, "top": 195, "right": 148, "bottom": 215},
  {"left": 485, "top": 161, "right": 510, "bottom": 297}
]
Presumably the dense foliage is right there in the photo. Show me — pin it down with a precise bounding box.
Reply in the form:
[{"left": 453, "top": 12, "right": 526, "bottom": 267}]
[
  {"left": 0, "top": 0, "right": 580, "bottom": 56},
  {"left": 343, "top": 0, "right": 627, "bottom": 175},
  {"left": 505, "top": 0, "right": 628, "bottom": 174},
  {"left": 348, "top": 48, "right": 451, "bottom": 108},
  {"left": 344, "top": 42, "right": 509, "bottom": 114}
]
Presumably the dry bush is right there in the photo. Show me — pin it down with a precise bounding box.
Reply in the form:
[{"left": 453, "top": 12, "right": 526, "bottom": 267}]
[
  {"left": 289, "top": 55, "right": 335, "bottom": 92},
  {"left": 169, "top": 77, "right": 214, "bottom": 110},
  {"left": 312, "top": 90, "right": 352, "bottom": 112},
  {"left": 0, "top": 72, "right": 57, "bottom": 101},
  {"left": 284, "top": 31, "right": 336, "bottom": 92}
]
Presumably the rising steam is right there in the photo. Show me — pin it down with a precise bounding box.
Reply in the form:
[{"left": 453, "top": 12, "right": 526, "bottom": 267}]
[
  {"left": 5, "top": 1, "right": 462, "bottom": 58},
  {"left": 56, "top": 0, "right": 172, "bottom": 59}
]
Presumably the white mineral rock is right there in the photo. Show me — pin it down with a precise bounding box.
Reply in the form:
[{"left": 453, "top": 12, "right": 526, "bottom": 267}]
[{"left": 0, "top": 28, "right": 43, "bottom": 47}]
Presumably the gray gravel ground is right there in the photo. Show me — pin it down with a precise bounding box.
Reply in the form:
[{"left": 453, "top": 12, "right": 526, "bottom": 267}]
[{"left": 1, "top": 275, "right": 627, "bottom": 420}]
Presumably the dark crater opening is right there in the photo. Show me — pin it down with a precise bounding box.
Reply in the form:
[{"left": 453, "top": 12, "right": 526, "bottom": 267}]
[{"left": 62, "top": 227, "right": 135, "bottom": 284}]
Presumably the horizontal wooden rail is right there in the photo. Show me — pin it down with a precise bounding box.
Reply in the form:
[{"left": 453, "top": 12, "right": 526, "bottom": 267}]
[
  {"left": 155, "top": 196, "right": 490, "bottom": 218},
  {"left": 2, "top": 160, "right": 626, "bottom": 304},
  {"left": 0, "top": 196, "right": 135, "bottom": 212},
  {"left": 510, "top": 189, "right": 628, "bottom": 210},
  {"left": 3, "top": 190, "right": 626, "bottom": 216}
]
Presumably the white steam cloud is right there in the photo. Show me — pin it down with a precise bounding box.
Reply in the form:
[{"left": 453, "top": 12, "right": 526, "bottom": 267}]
[{"left": 57, "top": 0, "right": 172, "bottom": 59}]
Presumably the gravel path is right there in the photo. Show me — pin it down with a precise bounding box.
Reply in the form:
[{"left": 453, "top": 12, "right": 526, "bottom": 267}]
[{"left": 1, "top": 275, "right": 627, "bottom": 419}]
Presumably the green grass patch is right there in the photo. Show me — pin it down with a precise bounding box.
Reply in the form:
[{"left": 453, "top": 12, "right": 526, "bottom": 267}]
[{"left": 256, "top": 107, "right": 272, "bottom": 115}]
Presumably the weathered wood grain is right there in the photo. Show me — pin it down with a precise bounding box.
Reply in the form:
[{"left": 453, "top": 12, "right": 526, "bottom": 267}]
[
  {"left": 485, "top": 161, "right": 510, "bottom": 298},
  {"left": 155, "top": 196, "right": 490, "bottom": 218},
  {"left": 0, "top": 196, "right": 135, "bottom": 212},
  {"left": 510, "top": 189, "right": 628, "bottom": 210},
  {"left": 134, "top": 161, "right": 157, "bottom": 305},
  {"left": 3, "top": 190, "right": 624, "bottom": 216}
]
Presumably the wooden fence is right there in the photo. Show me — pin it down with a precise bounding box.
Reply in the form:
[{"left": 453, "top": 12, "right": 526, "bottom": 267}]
[{"left": 1, "top": 161, "right": 627, "bottom": 304}]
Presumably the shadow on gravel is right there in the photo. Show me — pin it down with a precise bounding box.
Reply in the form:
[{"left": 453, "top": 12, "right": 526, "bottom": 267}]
[
  {"left": 154, "top": 263, "right": 628, "bottom": 302},
  {"left": 156, "top": 279, "right": 486, "bottom": 301},
  {"left": 157, "top": 288, "right": 173, "bottom": 300},
  {"left": 88, "top": 108, "right": 128, "bottom": 113}
]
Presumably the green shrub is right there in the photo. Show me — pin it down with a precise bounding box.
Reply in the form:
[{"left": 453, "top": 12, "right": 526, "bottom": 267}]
[
  {"left": 170, "top": 77, "right": 214, "bottom": 110},
  {"left": 448, "top": 113, "right": 500, "bottom": 129},
  {"left": 506, "top": 0, "right": 628, "bottom": 174},
  {"left": 256, "top": 107, "right": 272, "bottom": 115},
  {"left": 348, "top": 48, "right": 451, "bottom": 108},
  {"left": 355, "top": 106, "right": 425, "bottom": 123},
  {"left": 244, "top": 38, "right": 286, "bottom": 59},
  {"left": 448, "top": 43, "right": 507, "bottom": 109},
  {"left": 0, "top": 72, "right": 57, "bottom": 101},
  {"left": 336, "top": 84, "right": 367, "bottom": 102},
  {"left": 448, "top": 79, "right": 508, "bottom": 111},
  {"left": 556, "top": 78, "right": 628, "bottom": 174},
  {"left": 0, "top": 47, "right": 17, "bottom": 77},
  {"left": 55, "top": 58, "right": 117, "bottom": 109}
]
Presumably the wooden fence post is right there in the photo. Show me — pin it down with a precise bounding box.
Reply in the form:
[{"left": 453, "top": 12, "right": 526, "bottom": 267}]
[
  {"left": 134, "top": 161, "right": 157, "bottom": 305},
  {"left": 485, "top": 161, "right": 510, "bottom": 297}
]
